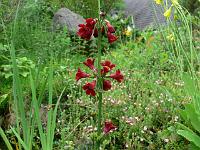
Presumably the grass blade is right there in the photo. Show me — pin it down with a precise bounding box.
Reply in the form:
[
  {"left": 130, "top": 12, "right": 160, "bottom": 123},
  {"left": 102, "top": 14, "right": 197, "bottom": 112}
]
[{"left": 0, "top": 127, "right": 13, "bottom": 150}]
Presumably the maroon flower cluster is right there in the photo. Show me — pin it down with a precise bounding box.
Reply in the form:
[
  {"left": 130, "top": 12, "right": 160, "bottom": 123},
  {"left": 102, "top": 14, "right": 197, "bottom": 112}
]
[
  {"left": 103, "top": 121, "right": 117, "bottom": 134},
  {"left": 77, "top": 18, "right": 118, "bottom": 44},
  {"left": 76, "top": 58, "right": 124, "bottom": 96}
]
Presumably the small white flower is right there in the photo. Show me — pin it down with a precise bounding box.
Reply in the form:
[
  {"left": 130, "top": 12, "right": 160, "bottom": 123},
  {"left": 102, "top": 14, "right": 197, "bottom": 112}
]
[
  {"left": 175, "top": 116, "right": 179, "bottom": 122},
  {"left": 149, "top": 131, "right": 154, "bottom": 135},
  {"left": 168, "top": 98, "right": 172, "bottom": 102},
  {"left": 135, "top": 117, "right": 139, "bottom": 121},
  {"left": 143, "top": 126, "right": 148, "bottom": 131},
  {"left": 164, "top": 138, "right": 169, "bottom": 143},
  {"left": 125, "top": 143, "right": 129, "bottom": 148}
]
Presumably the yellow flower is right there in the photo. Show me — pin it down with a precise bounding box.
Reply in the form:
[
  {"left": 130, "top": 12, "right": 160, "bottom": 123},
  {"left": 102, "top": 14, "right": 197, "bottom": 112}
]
[
  {"left": 174, "top": 15, "right": 178, "bottom": 20},
  {"left": 154, "top": 0, "right": 162, "bottom": 5},
  {"left": 166, "top": 33, "right": 175, "bottom": 41},
  {"left": 171, "top": 0, "right": 179, "bottom": 6},
  {"left": 164, "top": 7, "right": 172, "bottom": 18},
  {"left": 124, "top": 26, "right": 133, "bottom": 37}
]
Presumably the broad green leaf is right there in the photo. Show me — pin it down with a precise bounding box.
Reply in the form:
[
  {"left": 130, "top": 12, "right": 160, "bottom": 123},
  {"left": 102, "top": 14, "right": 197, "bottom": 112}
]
[
  {"left": 194, "top": 95, "right": 200, "bottom": 115},
  {"left": 189, "top": 143, "right": 200, "bottom": 150},
  {"left": 179, "top": 109, "right": 188, "bottom": 122},
  {"left": 183, "top": 72, "right": 197, "bottom": 96},
  {"left": 185, "top": 104, "right": 200, "bottom": 133},
  {"left": 176, "top": 122, "right": 194, "bottom": 133},
  {"left": 177, "top": 130, "right": 200, "bottom": 148}
]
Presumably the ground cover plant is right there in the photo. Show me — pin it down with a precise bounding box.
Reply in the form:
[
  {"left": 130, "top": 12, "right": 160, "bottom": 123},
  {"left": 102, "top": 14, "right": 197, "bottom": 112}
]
[{"left": 0, "top": 0, "right": 200, "bottom": 149}]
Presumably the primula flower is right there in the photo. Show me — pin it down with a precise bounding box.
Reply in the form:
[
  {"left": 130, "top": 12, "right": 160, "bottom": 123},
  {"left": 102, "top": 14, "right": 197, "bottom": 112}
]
[
  {"left": 106, "top": 21, "right": 115, "bottom": 33},
  {"left": 76, "top": 68, "right": 90, "bottom": 81},
  {"left": 154, "top": 0, "right": 162, "bottom": 5},
  {"left": 83, "top": 80, "right": 96, "bottom": 96},
  {"left": 103, "top": 121, "right": 117, "bottom": 134},
  {"left": 101, "top": 60, "right": 116, "bottom": 74},
  {"left": 110, "top": 70, "right": 124, "bottom": 83},
  {"left": 164, "top": 7, "right": 172, "bottom": 18},
  {"left": 103, "top": 80, "right": 112, "bottom": 91},
  {"left": 83, "top": 58, "right": 96, "bottom": 70},
  {"left": 107, "top": 32, "right": 118, "bottom": 44}
]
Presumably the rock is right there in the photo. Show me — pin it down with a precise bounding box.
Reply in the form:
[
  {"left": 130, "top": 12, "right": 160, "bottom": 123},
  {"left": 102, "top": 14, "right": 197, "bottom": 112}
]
[
  {"left": 123, "top": 0, "right": 171, "bottom": 29},
  {"left": 53, "top": 8, "right": 85, "bottom": 33}
]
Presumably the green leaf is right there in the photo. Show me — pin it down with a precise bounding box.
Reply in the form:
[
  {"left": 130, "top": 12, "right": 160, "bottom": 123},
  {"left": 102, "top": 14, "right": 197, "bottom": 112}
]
[
  {"left": 0, "top": 127, "right": 13, "bottom": 150},
  {"left": 179, "top": 109, "right": 188, "bottom": 122},
  {"left": 189, "top": 143, "right": 200, "bottom": 150},
  {"left": 183, "top": 73, "right": 197, "bottom": 96},
  {"left": 177, "top": 130, "right": 200, "bottom": 148},
  {"left": 176, "top": 122, "right": 194, "bottom": 133},
  {"left": 11, "top": 128, "right": 29, "bottom": 150},
  {"left": 21, "top": 72, "right": 29, "bottom": 77},
  {"left": 185, "top": 104, "right": 200, "bottom": 133},
  {"left": 5, "top": 73, "right": 13, "bottom": 79},
  {"left": 0, "top": 94, "right": 8, "bottom": 105}
]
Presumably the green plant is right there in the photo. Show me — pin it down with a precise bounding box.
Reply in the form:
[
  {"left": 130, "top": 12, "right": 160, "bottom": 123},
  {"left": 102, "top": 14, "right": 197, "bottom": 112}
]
[
  {"left": 64, "top": 0, "right": 121, "bottom": 18},
  {"left": 180, "top": 0, "right": 200, "bottom": 15},
  {"left": 1, "top": 57, "right": 35, "bottom": 79},
  {"left": 176, "top": 74, "right": 200, "bottom": 149},
  {"left": 0, "top": 1, "right": 65, "bottom": 149}
]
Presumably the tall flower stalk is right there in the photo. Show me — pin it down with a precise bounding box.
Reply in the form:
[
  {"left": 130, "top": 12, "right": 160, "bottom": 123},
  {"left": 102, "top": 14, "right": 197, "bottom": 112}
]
[
  {"left": 75, "top": 0, "right": 122, "bottom": 148},
  {"left": 97, "top": 0, "right": 103, "bottom": 144}
]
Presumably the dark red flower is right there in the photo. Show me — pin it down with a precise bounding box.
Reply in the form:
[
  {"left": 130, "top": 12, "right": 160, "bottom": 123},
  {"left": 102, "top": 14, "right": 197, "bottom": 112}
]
[
  {"left": 103, "top": 80, "right": 112, "bottom": 91},
  {"left": 83, "top": 80, "right": 96, "bottom": 96},
  {"left": 103, "top": 121, "right": 117, "bottom": 134},
  {"left": 107, "top": 32, "right": 118, "bottom": 44},
  {"left": 77, "top": 18, "right": 96, "bottom": 40},
  {"left": 83, "top": 58, "right": 96, "bottom": 70},
  {"left": 93, "top": 28, "right": 98, "bottom": 38},
  {"left": 110, "top": 70, "right": 124, "bottom": 82},
  {"left": 77, "top": 24, "right": 93, "bottom": 40},
  {"left": 101, "top": 26, "right": 105, "bottom": 35},
  {"left": 106, "top": 21, "right": 115, "bottom": 33},
  {"left": 85, "top": 18, "right": 96, "bottom": 29},
  {"left": 75, "top": 68, "right": 90, "bottom": 81},
  {"left": 93, "top": 27, "right": 105, "bottom": 38},
  {"left": 101, "top": 60, "right": 116, "bottom": 74}
]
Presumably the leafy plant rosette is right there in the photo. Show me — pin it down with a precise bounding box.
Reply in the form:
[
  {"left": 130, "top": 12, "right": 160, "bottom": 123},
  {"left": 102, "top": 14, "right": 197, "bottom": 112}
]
[
  {"left": 75, "top": 13, "right": 124, "bottom": 146},
  {"left": 176, "top": 74, "right": 200, "bottom": 149},
  {"left": 1, "top": 57, "right": 35, "bottom": 79}
]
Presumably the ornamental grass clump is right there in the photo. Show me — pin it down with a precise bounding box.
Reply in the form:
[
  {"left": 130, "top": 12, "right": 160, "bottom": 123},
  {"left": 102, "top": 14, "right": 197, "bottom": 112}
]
[{"left": 75, "top": 0, "right": 124, "bottom": 147}]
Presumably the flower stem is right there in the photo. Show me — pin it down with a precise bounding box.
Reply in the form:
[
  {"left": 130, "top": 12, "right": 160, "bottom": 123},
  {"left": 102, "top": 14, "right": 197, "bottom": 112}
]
[{"left": 97, "top": 0, "right": 103, "bottom": 148}]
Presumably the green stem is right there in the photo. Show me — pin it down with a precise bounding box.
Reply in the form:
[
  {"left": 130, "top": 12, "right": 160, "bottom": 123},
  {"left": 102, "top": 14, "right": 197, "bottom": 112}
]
[{"left": 97, "top": 0, "right": 103, "bottom": 148}]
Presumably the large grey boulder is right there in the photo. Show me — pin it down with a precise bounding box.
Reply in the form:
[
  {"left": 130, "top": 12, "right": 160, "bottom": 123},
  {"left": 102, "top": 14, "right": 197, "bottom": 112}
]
[
  {"left": 53, "top": 8, "right": 85, "bottom": 33},
  {"left": 124, "top": 0, "right": 169, "bottom": 29}
]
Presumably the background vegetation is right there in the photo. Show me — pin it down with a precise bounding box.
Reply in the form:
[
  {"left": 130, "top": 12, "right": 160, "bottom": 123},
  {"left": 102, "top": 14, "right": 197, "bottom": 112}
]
[{"left": 0, "top": 0, "right": 200, "bottom": 149}]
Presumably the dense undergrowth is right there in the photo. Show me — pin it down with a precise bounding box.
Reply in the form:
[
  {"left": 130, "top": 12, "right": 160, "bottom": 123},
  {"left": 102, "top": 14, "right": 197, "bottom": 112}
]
[{"left": 0, "top": 0, "right": 200, "bottom": 149}]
